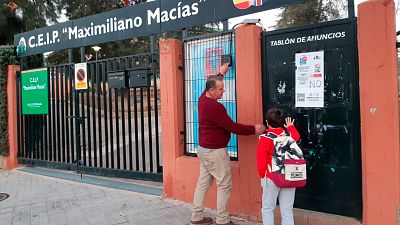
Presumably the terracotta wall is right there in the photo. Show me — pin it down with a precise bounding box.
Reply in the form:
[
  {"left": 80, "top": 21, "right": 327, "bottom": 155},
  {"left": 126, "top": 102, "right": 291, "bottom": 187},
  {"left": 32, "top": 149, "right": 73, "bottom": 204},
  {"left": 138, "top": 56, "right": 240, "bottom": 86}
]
[
  {"left": 358, "top": 0, "right": 400, "bottom": 225},
  {"left": 6, "top": 65, "right": 20, "bottom": 169}
]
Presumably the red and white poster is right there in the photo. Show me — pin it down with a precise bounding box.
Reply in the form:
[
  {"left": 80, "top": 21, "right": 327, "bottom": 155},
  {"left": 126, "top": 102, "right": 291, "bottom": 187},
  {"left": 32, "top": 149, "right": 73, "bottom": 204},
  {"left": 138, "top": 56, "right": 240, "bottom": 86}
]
[{"left": 295, "top": 51, "right": 324, "bottom": 108}]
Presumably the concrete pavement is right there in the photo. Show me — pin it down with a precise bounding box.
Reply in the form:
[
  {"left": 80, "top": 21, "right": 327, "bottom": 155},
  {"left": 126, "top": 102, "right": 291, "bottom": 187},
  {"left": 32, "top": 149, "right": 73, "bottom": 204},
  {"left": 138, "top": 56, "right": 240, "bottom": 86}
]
[{"left": 0, "top": 168, "right": 262, "bottom": 225}]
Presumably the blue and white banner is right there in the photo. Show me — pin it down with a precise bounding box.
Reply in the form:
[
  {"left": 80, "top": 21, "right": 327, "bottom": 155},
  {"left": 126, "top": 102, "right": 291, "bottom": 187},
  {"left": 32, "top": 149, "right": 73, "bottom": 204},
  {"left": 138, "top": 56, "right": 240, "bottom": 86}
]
[{"left": 184, "top": 34, "right": 238, "bottom": 156}]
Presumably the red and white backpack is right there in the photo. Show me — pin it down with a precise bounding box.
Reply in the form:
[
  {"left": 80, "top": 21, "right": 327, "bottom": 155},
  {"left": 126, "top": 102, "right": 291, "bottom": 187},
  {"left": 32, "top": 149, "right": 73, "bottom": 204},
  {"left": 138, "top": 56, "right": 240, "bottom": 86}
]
[{"left": 265, "top": 132, "right": 307, "bottom": 188}]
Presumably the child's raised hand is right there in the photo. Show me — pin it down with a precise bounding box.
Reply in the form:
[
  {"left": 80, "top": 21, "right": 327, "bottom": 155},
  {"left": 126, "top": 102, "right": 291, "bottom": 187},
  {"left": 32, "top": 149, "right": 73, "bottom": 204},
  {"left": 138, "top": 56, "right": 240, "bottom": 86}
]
[{"left": 284, "top": 117, "right": 295, "bottom": 128}]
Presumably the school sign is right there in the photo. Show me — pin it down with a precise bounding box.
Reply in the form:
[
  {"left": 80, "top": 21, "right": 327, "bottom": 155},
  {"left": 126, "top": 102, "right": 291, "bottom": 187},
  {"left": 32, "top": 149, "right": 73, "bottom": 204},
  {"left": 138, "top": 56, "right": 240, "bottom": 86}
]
[{"left": 14, "top": 0, "right": 307, "bottom": 57}]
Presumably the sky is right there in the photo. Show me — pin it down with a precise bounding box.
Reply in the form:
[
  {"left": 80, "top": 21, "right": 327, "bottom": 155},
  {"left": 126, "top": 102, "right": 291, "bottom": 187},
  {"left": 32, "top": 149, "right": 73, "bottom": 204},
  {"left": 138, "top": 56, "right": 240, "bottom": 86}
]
[{"left": 228, "top": 0, "right": 400, "bottom": 31}]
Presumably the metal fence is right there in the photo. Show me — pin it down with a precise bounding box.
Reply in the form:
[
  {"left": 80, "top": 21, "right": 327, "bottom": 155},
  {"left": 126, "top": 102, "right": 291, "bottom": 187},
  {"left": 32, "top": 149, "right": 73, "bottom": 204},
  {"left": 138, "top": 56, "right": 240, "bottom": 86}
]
[
  {"left": 17, "top": 53, "right": 162, "bottom": 181},
  {"left": 183, "top": 31, "right": 238, "bottom": 158}
]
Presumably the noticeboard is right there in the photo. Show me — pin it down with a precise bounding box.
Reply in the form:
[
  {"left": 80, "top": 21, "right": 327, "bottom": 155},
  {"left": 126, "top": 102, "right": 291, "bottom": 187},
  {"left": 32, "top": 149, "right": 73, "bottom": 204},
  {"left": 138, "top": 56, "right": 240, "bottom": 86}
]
[{"left": 21, "top": 68, "right": 49, "bottom": 115}]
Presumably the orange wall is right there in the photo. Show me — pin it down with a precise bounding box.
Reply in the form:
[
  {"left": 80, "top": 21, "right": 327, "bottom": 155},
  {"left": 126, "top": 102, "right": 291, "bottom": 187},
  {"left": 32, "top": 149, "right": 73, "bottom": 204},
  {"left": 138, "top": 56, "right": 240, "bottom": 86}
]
[
  {"left": 6, "top": 65, "right": 20, "bottom": 169},
  {"left": 358, "top": 0, "right": 400, "bottom": 225},
  {"left": 159, "top": 39, "right": 185, "bottom": 198}
]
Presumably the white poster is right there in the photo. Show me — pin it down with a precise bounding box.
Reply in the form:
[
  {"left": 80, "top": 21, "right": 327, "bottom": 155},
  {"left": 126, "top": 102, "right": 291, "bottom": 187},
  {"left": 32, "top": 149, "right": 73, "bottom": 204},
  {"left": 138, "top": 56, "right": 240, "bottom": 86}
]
[
  {"left": 74, "top": 63, "right": 88, "bottom": 90},
  {"left": 295, "top": 51, "right": 324, "bottom": 108}
]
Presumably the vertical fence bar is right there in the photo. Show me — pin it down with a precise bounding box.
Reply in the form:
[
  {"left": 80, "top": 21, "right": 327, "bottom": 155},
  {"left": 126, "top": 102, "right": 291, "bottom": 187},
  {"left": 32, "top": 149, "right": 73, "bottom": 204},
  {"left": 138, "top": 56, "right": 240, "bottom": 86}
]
[
  {"left": 51, "top": 67, "right": 56, "bottom": 161},
  {"left": 47, "top": 68, "right": 51, "bottom": 161},
  {"left": 96, "top": 61, "right": 102, "bottom": 168},
  {"left": 56, "top": 66, "right": 61, "bottom": 162},
  {"left": 69, "top": 65, "right": 75, "bottom": 163},
  {"left": 26, "top": 116, "right": 31, "bottom": 159},
  {"left": 140, "top": 88, "right": 146, "bottom": 171},
  {"left": 109, "top": 62, "right": 114, "bottom": 169},
  {"left": 16, "top": 73, "right": 21, "bottom": 157},
  {"left": 65, "top": 65, "right": 70, "bottom": 163},
  {"left": 121, "top": 89, "right": 127, "bottom": 170},
  {"left": 115, "top": 88, "right": 120, "bottom": 169},
  {"left": 103, "top": 63, "right": 109, "bottom": 168},
  {"left": 61, "top": 66, "right": 66, "bottom": 162},
  {"left": 40, "top": 115, "right": 44, "bottom": 160},
  {"left": 128, "top": 85, "right": 133, "bottom": 171},
  {"left": 87, "top": 65, "right": 92, "bottom": 167},
  {"left": 89, "top": 63, "right": 96, "bottom": 167},
  {"left": 81, "top": 87, "right": 86, "bottom": 166},
  {"left": 32, "top": 116, "right": 36, "bottom": 159},
  {"left": 153, "top": 63, "right": 160, "bottom": 173},
  {"left": 133, "top": 88, "right": 139, "bottom": 171},
  {"left": 24, "top": 116, "right": 28, "bottom": 158},
  {"left": 75, "top": 81, "right": 81, "bottom": 170},
  {"left": 147, "top": 76, "right": 153, "bottom": 172}
]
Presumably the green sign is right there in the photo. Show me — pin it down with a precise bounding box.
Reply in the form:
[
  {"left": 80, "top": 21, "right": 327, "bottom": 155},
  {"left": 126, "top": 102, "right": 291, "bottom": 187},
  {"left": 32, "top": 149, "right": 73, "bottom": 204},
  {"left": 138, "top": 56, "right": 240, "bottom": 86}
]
[{"left": 21, "top": 68, "right": 48, "bottom": 115}]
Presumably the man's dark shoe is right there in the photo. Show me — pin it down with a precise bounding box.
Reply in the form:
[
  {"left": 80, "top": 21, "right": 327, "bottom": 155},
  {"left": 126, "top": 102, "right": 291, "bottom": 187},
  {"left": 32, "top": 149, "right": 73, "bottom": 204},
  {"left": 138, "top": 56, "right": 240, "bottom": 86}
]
[
  {"left": 191, "top": 217, "right": 213, "bottom": 225},
  {"left": 215, "top": 221, "right": 236, "bottom": 225}
]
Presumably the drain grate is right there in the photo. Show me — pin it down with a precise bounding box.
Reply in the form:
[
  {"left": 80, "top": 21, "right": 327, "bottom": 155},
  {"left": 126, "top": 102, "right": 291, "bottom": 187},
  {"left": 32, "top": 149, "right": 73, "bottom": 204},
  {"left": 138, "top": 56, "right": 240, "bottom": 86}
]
[{"left": 0, "top": 193, "right": 10, "bottom": 201}]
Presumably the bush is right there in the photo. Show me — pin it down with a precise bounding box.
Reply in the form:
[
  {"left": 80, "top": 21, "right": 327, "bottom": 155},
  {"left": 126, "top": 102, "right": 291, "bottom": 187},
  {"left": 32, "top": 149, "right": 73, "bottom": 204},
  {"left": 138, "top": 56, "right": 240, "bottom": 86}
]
[{"left": 0, "top": 46, "right": 18, "bottom": 156}]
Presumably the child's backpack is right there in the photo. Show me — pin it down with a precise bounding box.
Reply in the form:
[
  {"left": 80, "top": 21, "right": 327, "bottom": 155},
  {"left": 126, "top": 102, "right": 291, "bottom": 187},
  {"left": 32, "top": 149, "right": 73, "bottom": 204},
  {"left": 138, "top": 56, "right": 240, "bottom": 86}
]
[{"left": 266, "top": 132, "right": 307, "bottom": 188}]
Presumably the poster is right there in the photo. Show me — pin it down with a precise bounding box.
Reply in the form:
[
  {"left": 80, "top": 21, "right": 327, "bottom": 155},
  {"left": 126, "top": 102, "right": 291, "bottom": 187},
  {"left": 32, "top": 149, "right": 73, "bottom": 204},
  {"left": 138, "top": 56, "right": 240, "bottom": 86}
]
[
  {"left": 21, "top": 68, "right": 49, "bottom": 115},
  {"left": 295, "top": 51, "right": 324, "bottom": 108},
  {"left": 75, "top": 63, "right": 88, "bottom": 90},
  {"left": 184, "top": 34, "right": 238, "bottom": 156}
]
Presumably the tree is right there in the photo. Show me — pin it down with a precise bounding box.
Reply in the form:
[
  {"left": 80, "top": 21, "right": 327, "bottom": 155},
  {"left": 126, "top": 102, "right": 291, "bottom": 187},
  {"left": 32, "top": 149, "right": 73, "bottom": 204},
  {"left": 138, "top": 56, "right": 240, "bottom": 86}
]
[
  {"left": 275, "top": 0, "right": 347, "bottom": 29},
  {"left": 0, "top": 4, "right": 23, "bottom": 45},
  {"left": 0, "top": 0, "right": 61, "bottom": 45}
]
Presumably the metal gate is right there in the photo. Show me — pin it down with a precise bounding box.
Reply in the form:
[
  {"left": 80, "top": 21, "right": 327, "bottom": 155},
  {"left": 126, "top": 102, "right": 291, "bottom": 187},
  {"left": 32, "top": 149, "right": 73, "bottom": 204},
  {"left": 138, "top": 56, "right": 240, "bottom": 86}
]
[
  {"left": 16, "top": 53, "right": 162, "bottom": 181},
  {"left": 262, "top": 19, "right": 362, "bottom": 218}
]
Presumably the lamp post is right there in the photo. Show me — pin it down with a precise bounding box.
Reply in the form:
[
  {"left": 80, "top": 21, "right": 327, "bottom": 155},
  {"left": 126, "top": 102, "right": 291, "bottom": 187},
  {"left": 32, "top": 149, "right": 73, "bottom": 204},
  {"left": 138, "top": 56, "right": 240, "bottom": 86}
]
[{"left": 92, "top": 46, "right": 101, "bottom": 61}]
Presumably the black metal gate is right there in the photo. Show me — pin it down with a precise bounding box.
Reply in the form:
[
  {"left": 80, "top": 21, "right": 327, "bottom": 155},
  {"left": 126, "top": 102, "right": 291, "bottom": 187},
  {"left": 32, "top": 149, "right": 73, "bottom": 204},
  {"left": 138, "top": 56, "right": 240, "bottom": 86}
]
[
  {"left": 262, "top": 19, "right": 362, "bottom": 218},
  {"left": 17, "top": 53, "right": 162, "bottom": 181}
]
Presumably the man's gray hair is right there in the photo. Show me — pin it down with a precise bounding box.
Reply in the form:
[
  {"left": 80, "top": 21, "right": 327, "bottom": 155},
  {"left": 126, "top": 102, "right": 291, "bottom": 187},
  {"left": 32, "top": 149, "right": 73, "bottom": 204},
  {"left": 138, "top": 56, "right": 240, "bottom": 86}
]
[{"left": 206, "top": 74, "right": 224, "bottom": 90}]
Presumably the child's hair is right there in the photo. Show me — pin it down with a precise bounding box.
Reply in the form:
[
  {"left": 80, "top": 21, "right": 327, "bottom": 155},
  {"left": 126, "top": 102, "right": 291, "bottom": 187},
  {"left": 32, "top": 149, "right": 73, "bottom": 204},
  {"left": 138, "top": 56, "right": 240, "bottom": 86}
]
[{"left": 266, "top": 107, "right": 284, "bottom": 128}]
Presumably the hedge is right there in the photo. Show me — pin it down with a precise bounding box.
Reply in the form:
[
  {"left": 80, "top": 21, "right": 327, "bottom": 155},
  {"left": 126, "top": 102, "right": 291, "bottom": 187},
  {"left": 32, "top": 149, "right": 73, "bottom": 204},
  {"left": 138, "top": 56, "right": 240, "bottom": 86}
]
[{"left": 0, "top": 46, "right": 18, "bottom": 156}]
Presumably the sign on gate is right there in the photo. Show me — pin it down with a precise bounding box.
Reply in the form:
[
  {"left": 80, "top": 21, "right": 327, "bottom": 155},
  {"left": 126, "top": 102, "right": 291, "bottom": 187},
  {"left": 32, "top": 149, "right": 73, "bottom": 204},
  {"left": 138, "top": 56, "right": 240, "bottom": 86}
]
[
  {"left": 21, "top": 68, "right": 49, "bottom": 115},
  {"left": 75, "top": 63, "right": 88, "bottom": 90},
  {"left": 295, "top": 51, "right": 324, "bottom": 108}
]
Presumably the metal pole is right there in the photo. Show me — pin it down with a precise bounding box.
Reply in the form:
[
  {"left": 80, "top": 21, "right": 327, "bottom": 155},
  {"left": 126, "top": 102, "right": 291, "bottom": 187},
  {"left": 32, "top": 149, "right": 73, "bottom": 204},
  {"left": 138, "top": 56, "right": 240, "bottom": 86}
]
[
  {"left": 80, "top": 47, "right": 85, "bottom": 62},
  {"left": 223, "top": 20, "right": 229, "bottom": 31},
  {"left": 68, "top": 49, "right": 73, "bottom": 63},
  {"left": 150, "top": 35, "right": 155, "bottom": 53},
  {"left": 348, "top": 0, "right": 355, "bottom": 18}
]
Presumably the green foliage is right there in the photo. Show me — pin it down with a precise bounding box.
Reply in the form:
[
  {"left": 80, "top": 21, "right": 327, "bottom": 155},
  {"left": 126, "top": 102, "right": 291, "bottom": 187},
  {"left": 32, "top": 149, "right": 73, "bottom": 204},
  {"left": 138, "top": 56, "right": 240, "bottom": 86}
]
[
  {"left": 275, "top": 0, "right": 347, "bottom": 29},
  {"left": 0, "top": 46, "right": 18, "bottom": 156}
]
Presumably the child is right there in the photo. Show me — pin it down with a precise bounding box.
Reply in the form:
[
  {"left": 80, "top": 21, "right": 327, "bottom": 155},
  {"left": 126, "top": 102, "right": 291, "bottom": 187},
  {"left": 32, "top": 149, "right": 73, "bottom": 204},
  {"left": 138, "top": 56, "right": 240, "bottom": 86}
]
[{"left": 256, "top": 107, "right": 300, "bottom": 225}]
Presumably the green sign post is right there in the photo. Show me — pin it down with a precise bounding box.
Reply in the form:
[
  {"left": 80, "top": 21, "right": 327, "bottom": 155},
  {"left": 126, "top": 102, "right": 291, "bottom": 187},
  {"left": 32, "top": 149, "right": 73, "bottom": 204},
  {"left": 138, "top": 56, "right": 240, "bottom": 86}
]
[{"left": 21, "top": 68, "right": 49, "bottom": 115}]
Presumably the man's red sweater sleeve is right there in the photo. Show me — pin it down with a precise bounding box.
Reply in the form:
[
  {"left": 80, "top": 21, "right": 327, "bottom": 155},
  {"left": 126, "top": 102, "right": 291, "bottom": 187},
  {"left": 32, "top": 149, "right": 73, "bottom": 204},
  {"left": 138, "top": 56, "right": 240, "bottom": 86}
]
[{"left": 210, "top": 103, "right": 255, "bottom": 135}]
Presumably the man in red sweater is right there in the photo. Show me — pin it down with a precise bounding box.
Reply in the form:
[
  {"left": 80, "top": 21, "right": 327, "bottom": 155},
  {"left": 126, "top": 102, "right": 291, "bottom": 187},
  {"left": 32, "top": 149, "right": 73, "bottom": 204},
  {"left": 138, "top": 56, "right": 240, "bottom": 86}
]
[{"left": 190, "top": 63, "right": 265, "bottom": 225}]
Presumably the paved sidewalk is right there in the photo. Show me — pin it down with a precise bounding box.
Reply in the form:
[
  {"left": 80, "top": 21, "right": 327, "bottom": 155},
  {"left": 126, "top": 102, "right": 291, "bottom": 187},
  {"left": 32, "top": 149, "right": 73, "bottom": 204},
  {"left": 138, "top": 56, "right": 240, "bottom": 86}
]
[{"left": 0, "top": 169, "right": 262, "bottom": 225}]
